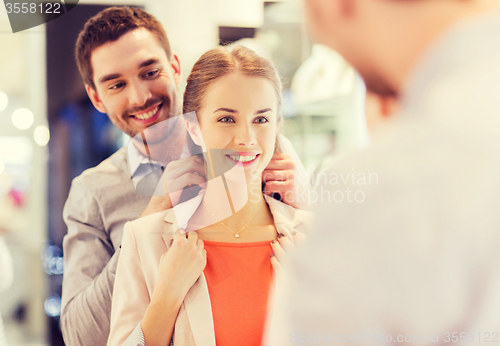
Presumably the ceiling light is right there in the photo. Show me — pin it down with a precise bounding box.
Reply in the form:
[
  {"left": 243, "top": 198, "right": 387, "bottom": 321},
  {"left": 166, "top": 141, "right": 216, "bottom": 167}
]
[
  {"left": 12, "top": 108, "right": 34, "bottom": 130},
  {"left": 0, "top": 91, "right": 7, "bottom": 112},
  {"left": 34, "top": 125, "right": 50, "bottom": 146}
]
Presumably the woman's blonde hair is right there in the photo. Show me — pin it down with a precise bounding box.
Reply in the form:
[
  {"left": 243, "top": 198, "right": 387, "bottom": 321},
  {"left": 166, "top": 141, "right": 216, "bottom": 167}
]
[{"left": 183, "top": 45, "right": 283, "bottom": 152}]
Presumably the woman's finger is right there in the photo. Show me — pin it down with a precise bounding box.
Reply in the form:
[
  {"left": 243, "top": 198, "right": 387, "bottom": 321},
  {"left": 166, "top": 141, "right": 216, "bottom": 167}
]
[
  {"left": 186, "top": 230, "right": 198, "bottom": 242},
  {"left": 277, "top": 235, "right": 294, "bottom": 252},
  {"left": 270, "top": 239, "right": 286, "bottom": 263},
  {"left": 197, "top": 239, "right": 204, "bottom": 249},
  {"left": 270, "top": 255, "right": 282, "bottom": 273}
]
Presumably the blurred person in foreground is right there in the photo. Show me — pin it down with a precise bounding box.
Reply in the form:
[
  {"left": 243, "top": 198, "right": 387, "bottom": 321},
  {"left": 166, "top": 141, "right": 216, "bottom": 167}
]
[
  {"left": 265, "top": 0, "right": 500, "bottom": 344},
  {"left": 61, "top": 6, "right": 307, "bottom": 346}
]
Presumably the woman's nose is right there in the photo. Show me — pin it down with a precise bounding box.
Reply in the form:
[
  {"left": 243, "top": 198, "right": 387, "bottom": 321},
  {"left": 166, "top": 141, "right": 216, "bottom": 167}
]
[{"left": 235, "top": 124, "right": 256, "bottom": 146}]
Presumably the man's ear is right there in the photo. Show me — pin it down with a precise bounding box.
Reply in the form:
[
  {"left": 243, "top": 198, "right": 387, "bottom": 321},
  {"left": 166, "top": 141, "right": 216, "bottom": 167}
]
[
  {"left": 185, "top": 120, "right": 204, "bottom": 148},
  {"left": 170, "top": 54, "right": 182, "bottom": 86},
  {"left": 85, "top": 85, "right": 107, "bottom": 114}
]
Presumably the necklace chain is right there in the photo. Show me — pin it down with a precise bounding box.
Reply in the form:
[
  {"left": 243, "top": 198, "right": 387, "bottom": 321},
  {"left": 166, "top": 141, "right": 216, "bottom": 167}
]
[{"left": 202, "top": 201, "right": 261, "bottom": 238}]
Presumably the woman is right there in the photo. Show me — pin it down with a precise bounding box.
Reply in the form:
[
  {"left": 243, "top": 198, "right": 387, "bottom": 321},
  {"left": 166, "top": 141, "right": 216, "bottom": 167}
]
[{"left": 108, "top": 46, "right": 312, "bottom": 346}]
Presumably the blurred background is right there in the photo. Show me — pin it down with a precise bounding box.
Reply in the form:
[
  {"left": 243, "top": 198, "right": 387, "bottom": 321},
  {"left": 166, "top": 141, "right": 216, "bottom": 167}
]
[{"left": 0, "top": 0, "right": 369, "bottom": 345}]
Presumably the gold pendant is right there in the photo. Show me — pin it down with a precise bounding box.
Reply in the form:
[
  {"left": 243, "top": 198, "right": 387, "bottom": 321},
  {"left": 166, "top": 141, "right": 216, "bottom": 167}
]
[{"left": 235, "top": 234, "right": 240, "bottom": 238}]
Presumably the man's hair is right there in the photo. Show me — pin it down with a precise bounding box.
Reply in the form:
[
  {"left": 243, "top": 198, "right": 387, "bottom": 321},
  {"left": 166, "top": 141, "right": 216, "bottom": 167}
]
[{"left": 75, "top": 6, "right": 171, "bottom": 91}]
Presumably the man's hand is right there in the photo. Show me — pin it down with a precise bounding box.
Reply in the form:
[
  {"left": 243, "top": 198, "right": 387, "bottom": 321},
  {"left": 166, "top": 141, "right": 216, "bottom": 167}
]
[
  {"left": 140, "top": 155, "right": 206, "bottom": 218},
  {"left": 162, "top": 155, "right": 205, "bottom": 206},
  {"left": 140, "top": 195, "right": 174, "bottom": 218},
  {"left": 263, "top": 153, "right": 301, "bottom": 208}
]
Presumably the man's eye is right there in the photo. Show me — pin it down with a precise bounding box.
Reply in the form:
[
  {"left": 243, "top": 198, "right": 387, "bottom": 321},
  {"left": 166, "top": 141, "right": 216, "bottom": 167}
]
[
  {"left": 254, "top": 116, "right": 269, "bottom": 123},
  {"left": 109, "top": 82, "right": 125, "bottom": 90},
  {"left": 218, "top": 116, "right": 235, "bottom": 123},
  {"left": 144, "top": 70, "right": 160, "bottom": 78}
]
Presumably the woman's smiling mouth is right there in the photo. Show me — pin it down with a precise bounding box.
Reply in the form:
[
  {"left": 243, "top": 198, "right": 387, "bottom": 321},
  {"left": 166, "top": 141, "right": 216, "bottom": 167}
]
[{"left": 226, "top": 153, "right": 260, "bottom": 165}]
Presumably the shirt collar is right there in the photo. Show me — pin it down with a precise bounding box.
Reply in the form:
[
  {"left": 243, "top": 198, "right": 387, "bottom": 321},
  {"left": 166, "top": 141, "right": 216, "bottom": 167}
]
[{"left": 127, "top": 141, "right": 164, "bottom": 178}]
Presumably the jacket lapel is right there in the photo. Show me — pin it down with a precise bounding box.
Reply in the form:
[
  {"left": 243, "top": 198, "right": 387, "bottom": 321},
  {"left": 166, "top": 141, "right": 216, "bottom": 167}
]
[
  {"left": 264, "top": 194, "right": 307, "bottom": 241},
  {"left": 162, "top": 211, "right": 216, "bottom": 346},
  {"left": 182, "top": 274, "right": 216, "bottom": 346}
]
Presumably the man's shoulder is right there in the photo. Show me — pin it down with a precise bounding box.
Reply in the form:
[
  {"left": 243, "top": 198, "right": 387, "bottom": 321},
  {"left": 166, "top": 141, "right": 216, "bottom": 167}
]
[{"left": 71, "top": 147, "right": 130, "bottom": 188}]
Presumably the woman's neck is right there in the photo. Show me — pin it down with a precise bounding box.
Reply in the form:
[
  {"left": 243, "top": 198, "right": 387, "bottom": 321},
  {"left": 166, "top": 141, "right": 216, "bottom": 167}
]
[{"left": 200, "top": 176, "right": 272, "bottom": 234}]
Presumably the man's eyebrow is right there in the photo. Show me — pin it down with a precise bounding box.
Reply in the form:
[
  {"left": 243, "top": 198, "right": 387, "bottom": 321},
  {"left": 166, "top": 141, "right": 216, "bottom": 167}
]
[
  {"left": 214, "top": 108, "right": 238, "bottom": 113},
  {"left": 139, "top": 58, "right": 160, "bottom": 69},
  {"left": 99, "top": 73, "right": 121, "bottom": 84},
  {"left": 97, "top": 58, "right": 161, "bottom": 84}
]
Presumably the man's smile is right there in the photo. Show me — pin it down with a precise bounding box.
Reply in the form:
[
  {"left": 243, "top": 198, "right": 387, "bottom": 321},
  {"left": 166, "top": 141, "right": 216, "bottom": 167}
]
[{"left": 129, "top": 103, "right": 164, "bottom": 125}]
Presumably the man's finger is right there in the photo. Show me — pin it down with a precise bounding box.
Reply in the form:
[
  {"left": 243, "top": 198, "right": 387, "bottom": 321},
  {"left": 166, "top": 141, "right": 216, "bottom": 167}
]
[
  {"left": 165, "top": 156, "right": 205, "bottom": 180},
  {"left": 264, "top": 180, "right": 294, "bottom": 193},
  {"left": 262, "top": 169, "right": 295, "bottom": 182},
  {"left": 264, "top": 153, "right": 295, "bottom": 170}
]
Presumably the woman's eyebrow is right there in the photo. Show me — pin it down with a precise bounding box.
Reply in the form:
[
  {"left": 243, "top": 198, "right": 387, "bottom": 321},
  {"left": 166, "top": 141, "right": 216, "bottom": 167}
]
[
  {"left": 214, "top": 108, "right": 237, "bottom": 113},
  {"left": 256, "top": 108, "right": 272, "bottom": 114}
]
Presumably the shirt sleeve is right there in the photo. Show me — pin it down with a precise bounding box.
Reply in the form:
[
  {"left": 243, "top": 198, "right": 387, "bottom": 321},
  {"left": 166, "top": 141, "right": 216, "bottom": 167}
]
[{"left": 60, "top": 177, "right": 119, "bottom": 346}]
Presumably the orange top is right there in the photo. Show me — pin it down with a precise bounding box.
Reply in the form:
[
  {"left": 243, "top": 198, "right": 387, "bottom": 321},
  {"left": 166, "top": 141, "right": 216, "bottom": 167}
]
[{"left": 203, "top": 240, "right": 274, "bottom": 346}]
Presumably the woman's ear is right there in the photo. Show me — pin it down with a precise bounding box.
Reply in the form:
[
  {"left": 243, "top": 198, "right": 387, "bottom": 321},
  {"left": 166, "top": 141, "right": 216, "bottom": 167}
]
[{"left": 185, "top": 120, "right": 204, "bottom": 148}]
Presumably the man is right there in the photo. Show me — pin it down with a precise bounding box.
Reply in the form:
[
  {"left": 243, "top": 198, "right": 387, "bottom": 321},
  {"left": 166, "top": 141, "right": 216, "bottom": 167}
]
[
  {"left": 61, "top": 7, "right": 306, "bottom": 345},
  {"left": 266, "top": 0, "right": 500, "bottom": 344}
]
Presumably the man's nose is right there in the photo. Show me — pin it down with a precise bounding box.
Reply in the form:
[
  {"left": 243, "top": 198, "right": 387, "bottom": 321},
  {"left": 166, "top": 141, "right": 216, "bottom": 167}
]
[
  {"left": 128, "top": 81, "right": 151, "bottom": 107},
  {"left": 235, "top": 123, "right": 256, "bottom": 147}
]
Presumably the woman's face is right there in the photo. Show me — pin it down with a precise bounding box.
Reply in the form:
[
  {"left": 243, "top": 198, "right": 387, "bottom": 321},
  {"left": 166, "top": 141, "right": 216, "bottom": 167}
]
[{"left": 192, "top": 72, "right": 279, "bottom": 184}]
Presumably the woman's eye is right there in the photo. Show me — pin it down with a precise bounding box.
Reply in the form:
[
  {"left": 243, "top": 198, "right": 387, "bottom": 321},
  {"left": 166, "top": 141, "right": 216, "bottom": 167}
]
[
  {"left": 254, "top": 117, "right": 269, "bottom": 123},
  {"left": 218, "top": 116, "right": 235, "bottom": 123}
]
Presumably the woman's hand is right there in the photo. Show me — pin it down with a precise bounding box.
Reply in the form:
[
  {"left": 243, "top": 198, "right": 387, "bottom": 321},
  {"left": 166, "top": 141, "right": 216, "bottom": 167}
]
[
  {"left": 270, "top": 232, "right": 306, "bottom": 272},
  {"left": 153, "top": 229, "right": 207, "bottom": 302},
  {"left": 143, "top": 230, "right": 206, "bottom": 346}
]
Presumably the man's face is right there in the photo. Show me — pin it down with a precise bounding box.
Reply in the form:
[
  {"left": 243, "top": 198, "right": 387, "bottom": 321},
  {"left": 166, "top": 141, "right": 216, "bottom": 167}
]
[
  {"left": 86, "top": 28, "right": 181, "bottom": 139},
  {"left": 303, "top": 0, "right": 397, "bottom": 97}
]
